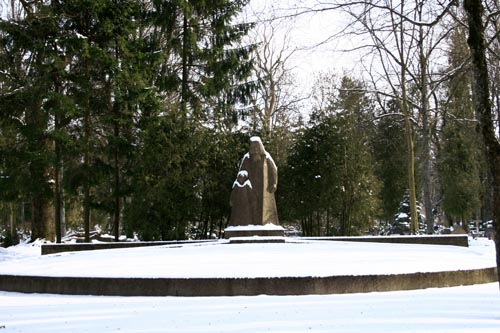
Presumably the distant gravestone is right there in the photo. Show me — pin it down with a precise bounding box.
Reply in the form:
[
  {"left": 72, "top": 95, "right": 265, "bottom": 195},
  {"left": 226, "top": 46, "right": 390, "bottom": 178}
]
[{"left": 225, "top": 137, "right": 284, "bottom": 239}]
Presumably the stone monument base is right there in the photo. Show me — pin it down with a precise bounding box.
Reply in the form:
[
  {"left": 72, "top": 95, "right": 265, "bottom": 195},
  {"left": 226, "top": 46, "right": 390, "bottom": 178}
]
[{"left": 224, "top": 224, "right": 285, "bottom": 239}]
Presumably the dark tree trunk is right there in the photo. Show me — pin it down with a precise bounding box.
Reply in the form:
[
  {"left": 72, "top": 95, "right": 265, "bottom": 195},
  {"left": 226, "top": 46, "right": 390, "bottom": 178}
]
[
  {"left": 464, "top": 0, "right": 500, "bottom": 287},
  {"left": 54, "top": 105, "right": 64, "bottom": 243},
  {"left": 9, "top": 203, "right": 15, "bottom": 236},
  {"left": 54, "top": 153, "right": 62, "bottom": 243},
  {"left": 31, "top": 195, "right": 48, "bottom": 241},
  {"left": 113, "top": 122, "right": 121, "bottom": 242},
  {"left": 83, "top": 107, "right": 91, "bottom": 243},
  {"left": 181, "top": 9, "right": 189, "bottom": 120}
]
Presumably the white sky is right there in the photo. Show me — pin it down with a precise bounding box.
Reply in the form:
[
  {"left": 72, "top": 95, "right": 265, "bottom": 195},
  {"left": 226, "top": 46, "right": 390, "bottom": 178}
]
[{"left": 244, "top": 0, "right": 364, "bottom": 88}]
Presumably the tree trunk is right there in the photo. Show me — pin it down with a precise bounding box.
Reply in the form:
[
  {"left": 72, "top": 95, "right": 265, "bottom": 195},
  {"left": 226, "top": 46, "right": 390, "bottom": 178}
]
[
  {"left": 31, "top": 195, "right": 47, "bottom": 241},
  {"left": 402, "top": 53, "right": 419, "bottom": 235},
  {"left": 9, "top": 203, "right": 15, "bottom": 241},
  {"left": 201, "top": 218, "right": 208, "bottom": 240},
  {"left": 464, "top": 0, "right": 500, "bottom": 287},
  {"left": 218, "top": 217, "right": 225, "bottom": 239},
  {"left": 83, "top": 178, "right": 91, "bottom": 243},
  {"left": 113, "top": 122, "right": 121, "bottom": 241},
  {"left": 326, "top": 208, "right": 331, "bottom": 236},
  {"left": 396, "top": 0, "right": 419, "bottom": 234},
  {"left": 418, "top": 15, "right": 434, "bottom": 234},
  {"left": 29, "top": 151, "right": 53, "bottom": 241},
  {"left": 54, "top": 105, "right": 64, "bottom": 243},
  {"left": 54, "top": 154, "right": 63, "bottom": 243},
  {"left": 83, "top": 104, "right": 91, "bottom": 243},
  {"left": 181, "top": 8, "right": 189, "bottom": 121}
]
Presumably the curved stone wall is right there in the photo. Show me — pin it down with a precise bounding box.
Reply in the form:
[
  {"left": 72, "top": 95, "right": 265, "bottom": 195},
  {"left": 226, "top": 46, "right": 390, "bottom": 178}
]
[{"left": 0, "top": 267, "right": 496, "bottom": 296}]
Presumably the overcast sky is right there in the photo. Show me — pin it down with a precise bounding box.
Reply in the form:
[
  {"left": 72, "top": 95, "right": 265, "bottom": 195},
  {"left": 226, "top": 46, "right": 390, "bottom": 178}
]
[{"left": 244, "top": 0, "right": 365, "bottom": 95}]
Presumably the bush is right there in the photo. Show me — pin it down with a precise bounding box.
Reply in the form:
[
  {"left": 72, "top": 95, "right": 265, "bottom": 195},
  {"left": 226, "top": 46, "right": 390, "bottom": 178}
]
[{"left": 1, "top": 230, "right": 19, "bottom": 247}]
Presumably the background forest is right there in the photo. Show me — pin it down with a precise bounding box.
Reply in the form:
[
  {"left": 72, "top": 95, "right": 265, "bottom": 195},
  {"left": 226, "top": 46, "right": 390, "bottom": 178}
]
[{"left": 1, "top": 0, "right": 499, "bottom": 244}]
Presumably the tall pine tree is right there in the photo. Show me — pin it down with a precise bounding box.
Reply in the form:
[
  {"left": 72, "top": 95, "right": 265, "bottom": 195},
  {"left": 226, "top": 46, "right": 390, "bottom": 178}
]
[
  {"left": 0, "top": 2, "right": 60, "bottom": 241},
  {"left": 372, "top": 99, "right": 409, "bottom": 225},
  {"left": 438, "top": 24, "right": 483, "bottom": 227}
]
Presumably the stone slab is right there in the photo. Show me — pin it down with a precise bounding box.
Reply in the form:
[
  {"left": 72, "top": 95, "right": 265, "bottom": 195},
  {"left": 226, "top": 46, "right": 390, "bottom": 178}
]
[
  {"left": 229, "top": 236, "right": 286, "bottom": 244},
  {"left": 303, "top": 234, "right": 470, "bottom": 247},
  {"left": 224, "top": 225, "right": 285, "bottom": 239},
  {"left": 41, "top": 240, "right": 217, "bottom": 255}
]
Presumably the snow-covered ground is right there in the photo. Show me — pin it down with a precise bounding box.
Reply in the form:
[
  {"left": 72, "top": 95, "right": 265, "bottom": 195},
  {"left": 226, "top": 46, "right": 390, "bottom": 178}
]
[
  {"left": 0, "top": 238, "right": 496, "bottom": 278},
  {"left": 0, "top": 238, "right": 499, "bottom": 332}
]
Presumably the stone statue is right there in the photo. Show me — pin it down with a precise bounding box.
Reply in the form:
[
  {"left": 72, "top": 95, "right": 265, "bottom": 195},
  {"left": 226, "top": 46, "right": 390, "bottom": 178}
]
[{"left": 229, "top": 136, "right": 279, "bottom": 226}]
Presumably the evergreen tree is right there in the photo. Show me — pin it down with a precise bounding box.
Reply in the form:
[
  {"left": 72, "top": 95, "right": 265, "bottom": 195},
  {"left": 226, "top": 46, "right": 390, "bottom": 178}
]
[
  {"left": 280, "top": 113, "right": 341, "bottom": 236},
  {"left": 371, "top": 99, "right": 409, "bottom": 224},
  {"left": 1, "top": 0, "right": 256, "bottom": 242},
  {"left": 88, "top": 0, "right": 143, "bottom": 241},
  {"left": 124, "top": 114, "right": 203, "bottom": 241},
  {"left": 0, "top": 2, "right": 59, "bottom": 241},
  {"left": 330, "top": 76, "right": 381, "bottom": 235},
  {"left": 438, "top": 24, "right": 483, "bottom": 227},
  {"left": 147, "top": 0, "right": 255, "bottom": 121},
  {"left": 281, "top": 74, "right": 380, "bottom": 236},
  {"left": 122, "top": 0, "right": 255, "bottom": 240},
  {"left": 389, "top": 192, "right": 425, "bottom": 235},
  {"left": 197, "top": 129, "right": 247, "bottom": 239},
  {"left": 47, "top": 0, "right": 148, "bottom": 242}
]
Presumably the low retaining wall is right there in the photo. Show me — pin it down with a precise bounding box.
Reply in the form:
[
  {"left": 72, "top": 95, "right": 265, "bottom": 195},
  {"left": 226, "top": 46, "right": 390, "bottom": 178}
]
[
  {"left": 303, "top": 235, "right": 470, "bottom": 247},
  {"left": 0, "top": 267, "right": 496, "bottom": 296},
  {"left": 41, "top": 235, "right": 469, "bottom": 255},
  {"left": 41, "top": 240, "right": 217, "bottom": 255}
]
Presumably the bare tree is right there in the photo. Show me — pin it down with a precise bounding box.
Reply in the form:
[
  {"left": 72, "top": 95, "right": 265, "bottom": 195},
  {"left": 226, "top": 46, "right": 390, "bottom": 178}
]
[
  {"left": 337, "top": 1, "right": 416, "bottom": 233},
  {"left": 242, "top": 5, "right": 308, "bottom": 165},
  {"left": 304, "top": 0, "right": 456, "bottom": 233},
  {"left": 248, "top": 18, "right": 303, "bottom": 144}
]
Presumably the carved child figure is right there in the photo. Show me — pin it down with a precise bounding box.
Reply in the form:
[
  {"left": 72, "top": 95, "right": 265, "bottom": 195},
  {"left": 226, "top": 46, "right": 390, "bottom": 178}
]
[{"left": 229, "top": 170, "right": 257, "bottom": 226}]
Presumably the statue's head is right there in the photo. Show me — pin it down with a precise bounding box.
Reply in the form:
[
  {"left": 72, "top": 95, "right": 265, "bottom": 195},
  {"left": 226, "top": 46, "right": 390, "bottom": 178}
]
[
  {"left": 249, "top": 136, "right": 265, "bottom": 159},
  {"left": 237, "top": 170, "right": 248, "bottom": 182}
]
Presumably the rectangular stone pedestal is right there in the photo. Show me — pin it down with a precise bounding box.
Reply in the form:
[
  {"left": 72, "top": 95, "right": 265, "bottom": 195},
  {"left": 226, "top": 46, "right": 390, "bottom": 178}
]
[{"left": 224, "top": 224, "right": 285, "bottom": 239}]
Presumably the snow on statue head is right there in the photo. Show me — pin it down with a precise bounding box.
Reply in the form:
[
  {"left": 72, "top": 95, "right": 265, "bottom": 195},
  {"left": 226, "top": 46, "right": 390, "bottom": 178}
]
[
  {"left": 233, "top": 170, "right": 252, "bottom": 189},
  {"left": 228, "top": 136, "right": 279, "bottom": 227},
  {"left": 249, "top": 137, "right": 265, "bottom": 160}
]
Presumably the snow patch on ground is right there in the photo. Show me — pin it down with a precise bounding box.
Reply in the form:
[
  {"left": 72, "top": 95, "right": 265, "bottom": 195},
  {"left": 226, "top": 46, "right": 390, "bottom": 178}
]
[
  {"left": 1, "top": 282, "right": 499, "bottom": 333},
  {"left": 0, "top": 238, "right": 498, "bottom": 332},
  {"left": 0, "top": 239, "right": 42, "bottom": 262},
  {"left": 0, "top": 237, "right": 495, "bottom": 279}
]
